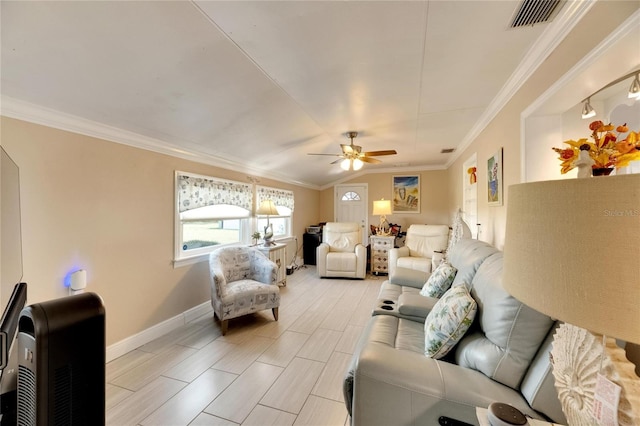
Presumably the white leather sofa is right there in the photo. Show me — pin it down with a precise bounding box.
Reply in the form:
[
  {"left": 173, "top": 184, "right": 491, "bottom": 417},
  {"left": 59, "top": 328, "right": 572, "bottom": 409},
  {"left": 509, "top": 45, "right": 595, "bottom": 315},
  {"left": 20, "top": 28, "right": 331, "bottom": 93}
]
[
  {"left": 316, "top": 222, "right": 366, "bottom": 279},
  {"left": 388, "top": 224, "right": 449, "bottom": 276},
  {"left": 344, "top": 239, "right": 566, "bottom": 425}
]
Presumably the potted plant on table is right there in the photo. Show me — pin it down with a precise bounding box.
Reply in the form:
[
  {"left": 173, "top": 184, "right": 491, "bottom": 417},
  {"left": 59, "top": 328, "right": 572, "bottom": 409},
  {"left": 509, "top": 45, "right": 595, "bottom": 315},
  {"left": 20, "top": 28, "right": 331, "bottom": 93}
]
[
  {"left": 552, "top": 121, "right": 640, "bottom": 177},
  {"left": 251, "top": 232, "right": 261, "bottom": 246}
]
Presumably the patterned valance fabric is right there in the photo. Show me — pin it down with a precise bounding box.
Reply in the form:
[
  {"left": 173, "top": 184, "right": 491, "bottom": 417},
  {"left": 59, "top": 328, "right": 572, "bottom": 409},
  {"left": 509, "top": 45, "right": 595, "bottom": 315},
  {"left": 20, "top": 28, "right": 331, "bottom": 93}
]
[
  {"left": 256, "top": 186, "right": 295, "bottom": 211},
  {"left": 177, "top": 173, "right": 252, "bottom": 213}
]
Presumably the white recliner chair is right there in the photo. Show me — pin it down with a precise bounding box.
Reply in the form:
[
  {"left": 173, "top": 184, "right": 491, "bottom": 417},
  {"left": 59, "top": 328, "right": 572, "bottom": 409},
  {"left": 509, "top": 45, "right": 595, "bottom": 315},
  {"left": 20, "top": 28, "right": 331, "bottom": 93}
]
[
  {"left": 316, "top": 222, "right": 366, "bottom": 279},
  {"left": 388, "top": 224, "right": 449, "bottom": 277}
]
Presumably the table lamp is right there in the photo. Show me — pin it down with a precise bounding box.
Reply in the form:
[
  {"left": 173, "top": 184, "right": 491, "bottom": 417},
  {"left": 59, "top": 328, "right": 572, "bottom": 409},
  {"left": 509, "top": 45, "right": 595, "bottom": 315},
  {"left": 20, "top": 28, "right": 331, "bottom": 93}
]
[
  {"left": 503, "top": 174, "right": 640, "bottom": 425},
  {"left": 256, "top": 199, "right": 279, "bottom": 246},
  {"left": 372, "top": 198, "right": 392, "bottom": 235}
]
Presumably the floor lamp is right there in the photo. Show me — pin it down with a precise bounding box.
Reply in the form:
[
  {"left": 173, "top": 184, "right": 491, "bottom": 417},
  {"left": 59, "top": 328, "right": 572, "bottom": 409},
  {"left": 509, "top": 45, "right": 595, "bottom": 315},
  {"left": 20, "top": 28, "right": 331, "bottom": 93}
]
[
  {"left": 257, "top": 199, "right": 279, "bottom": 247},
  {"left": 503, "top": 174, "right": 640, "bottom": 425}
]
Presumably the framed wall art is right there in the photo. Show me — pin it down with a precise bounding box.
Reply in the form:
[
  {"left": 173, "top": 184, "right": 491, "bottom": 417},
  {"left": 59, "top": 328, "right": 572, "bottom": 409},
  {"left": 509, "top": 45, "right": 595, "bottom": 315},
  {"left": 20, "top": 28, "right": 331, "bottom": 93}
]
[
  {"left": 392, "top": 175, "right": 420, "bottom": 213},
  {"left": 487, "top": 148, "right": 503, "bottom": 206}
]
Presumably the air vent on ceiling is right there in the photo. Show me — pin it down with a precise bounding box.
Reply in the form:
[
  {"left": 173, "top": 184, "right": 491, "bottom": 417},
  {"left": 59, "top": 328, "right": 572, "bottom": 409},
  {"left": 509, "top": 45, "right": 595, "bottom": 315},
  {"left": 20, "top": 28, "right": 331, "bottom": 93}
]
[
  {"left": 441, "top": 148, "right": 455, "bottom": 154},
  {"left": 510, "top": 0, "right": 563, "bottom": 28}
]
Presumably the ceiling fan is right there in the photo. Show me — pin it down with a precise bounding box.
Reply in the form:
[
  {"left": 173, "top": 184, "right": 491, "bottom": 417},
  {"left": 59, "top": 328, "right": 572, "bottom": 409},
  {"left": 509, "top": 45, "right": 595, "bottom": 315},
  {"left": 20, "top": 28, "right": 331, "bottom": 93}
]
[{"left": 307, "top": 131, "right": 397, "bottom": 170}]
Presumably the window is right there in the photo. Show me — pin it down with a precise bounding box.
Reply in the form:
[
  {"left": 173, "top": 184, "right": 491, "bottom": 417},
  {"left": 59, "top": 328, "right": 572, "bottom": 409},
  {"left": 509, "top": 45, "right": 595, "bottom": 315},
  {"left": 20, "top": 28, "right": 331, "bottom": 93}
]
[
  {"left": 341, "top": 191, "right": 361, "bottom": 201},
  {"left": 256, "top": 186, "right": 294, "bottom": 240},
  {"left": 175, "top": 172, "right": 252, "bottom": 262}
]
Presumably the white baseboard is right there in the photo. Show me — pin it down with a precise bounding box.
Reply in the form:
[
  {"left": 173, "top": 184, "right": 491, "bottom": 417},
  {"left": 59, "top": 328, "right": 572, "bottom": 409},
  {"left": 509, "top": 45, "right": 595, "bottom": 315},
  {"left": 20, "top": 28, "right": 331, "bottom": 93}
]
[{"left": 106, "top": 301, "right": 213, "bottom": 362}]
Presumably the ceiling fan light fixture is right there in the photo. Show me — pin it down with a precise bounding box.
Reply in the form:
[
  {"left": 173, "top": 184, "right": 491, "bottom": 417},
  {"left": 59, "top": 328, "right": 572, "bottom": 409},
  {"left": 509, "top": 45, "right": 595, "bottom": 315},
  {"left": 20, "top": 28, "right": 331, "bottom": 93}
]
[
  {"left": 340, "top": 158, "right": 351, "bottom": 171},
  {"left": 581, "top": 98, "right": 596, "bottom": 119},
  {"left": 352, "top": 158, "right": 364, "bottom": 171},
  {"left": 629, "top": 73, "right": 640, "bottom": 99}
]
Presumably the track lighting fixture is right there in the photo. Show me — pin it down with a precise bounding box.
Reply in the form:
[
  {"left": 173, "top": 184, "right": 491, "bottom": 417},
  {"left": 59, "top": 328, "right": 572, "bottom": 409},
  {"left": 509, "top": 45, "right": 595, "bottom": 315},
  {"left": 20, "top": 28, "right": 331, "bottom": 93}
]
[
  {"left": 579, "top": 69, "right": 640, "bottom": 119},
  {"left": 581, "top": 98, "right": 596, "bottom": 119},
  {"left": 629, "top": 73, "right": 640, "bottom": 99}
]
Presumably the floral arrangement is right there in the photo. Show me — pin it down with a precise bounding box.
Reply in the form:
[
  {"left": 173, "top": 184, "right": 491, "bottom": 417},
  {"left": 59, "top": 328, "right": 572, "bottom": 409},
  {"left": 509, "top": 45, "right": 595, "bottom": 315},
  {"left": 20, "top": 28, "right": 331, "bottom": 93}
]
[{"left": 552, "top": 121, "right": 640, "bottom": 174}]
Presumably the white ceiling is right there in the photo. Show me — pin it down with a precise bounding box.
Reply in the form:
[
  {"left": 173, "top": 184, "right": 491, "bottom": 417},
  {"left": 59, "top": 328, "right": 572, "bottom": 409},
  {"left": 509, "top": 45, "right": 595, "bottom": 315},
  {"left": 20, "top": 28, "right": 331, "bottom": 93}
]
[{"left": 1, "top": 1, "right": 582, "bottom": 188}]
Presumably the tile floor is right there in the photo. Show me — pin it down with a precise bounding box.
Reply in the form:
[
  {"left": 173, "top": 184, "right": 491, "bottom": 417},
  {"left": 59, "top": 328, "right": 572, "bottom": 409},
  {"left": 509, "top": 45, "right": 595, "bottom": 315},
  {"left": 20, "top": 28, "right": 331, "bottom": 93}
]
[{"left": 106, "top": 266, "right": 386, "bottom": 426}]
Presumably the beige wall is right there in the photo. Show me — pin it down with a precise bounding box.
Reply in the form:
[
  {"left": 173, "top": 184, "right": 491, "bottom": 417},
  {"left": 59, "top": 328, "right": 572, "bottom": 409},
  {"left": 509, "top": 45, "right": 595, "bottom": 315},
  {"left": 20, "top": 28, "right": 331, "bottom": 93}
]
[
  {"left": 1, "top": 0, "right": 636, "bottom": 348},
  {"left": 446, "top": 1, "right": 639, "bottom": 249},
  {"left": 318, "top": 169, "right": 451, "bottom": 231},
  {"left": 1, "top": 117, "right": 319, "bottom": 345}
]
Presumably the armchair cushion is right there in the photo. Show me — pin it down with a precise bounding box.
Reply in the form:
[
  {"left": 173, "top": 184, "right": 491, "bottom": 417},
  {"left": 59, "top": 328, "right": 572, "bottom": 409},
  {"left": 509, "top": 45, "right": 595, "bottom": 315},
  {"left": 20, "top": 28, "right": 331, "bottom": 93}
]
[
  {"left": 317, "top": 222, "right": 366, "bottom": 279},
  {"left": 389, "top": 224, "right": 449, "bottom": 276},
  {"left": 324, "top": 222, "right": 360, "bottom": 252}
]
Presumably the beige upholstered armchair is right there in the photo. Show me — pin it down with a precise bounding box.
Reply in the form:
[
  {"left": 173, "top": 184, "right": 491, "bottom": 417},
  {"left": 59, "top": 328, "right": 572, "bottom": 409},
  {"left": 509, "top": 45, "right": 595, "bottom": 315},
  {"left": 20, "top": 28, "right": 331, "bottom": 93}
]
[
  {"left": 209, "top": 246, "right": 280, "bottom": 335},
  {"left": 316, "top": 222, "right": 366, "bottom": 279},
  {"left": 388, "top": 224, "right": 449, "bottom": 276}
]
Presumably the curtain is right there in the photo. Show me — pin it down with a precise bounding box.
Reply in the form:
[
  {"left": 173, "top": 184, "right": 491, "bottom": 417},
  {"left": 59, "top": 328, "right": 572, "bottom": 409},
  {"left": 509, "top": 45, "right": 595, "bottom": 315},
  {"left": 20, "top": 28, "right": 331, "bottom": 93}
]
[
  {"left": 177, "top": 173, "right": 252, "bottom": 213},
  {"left": 256, "top": 186, "right": 295, "bottom": 211}
]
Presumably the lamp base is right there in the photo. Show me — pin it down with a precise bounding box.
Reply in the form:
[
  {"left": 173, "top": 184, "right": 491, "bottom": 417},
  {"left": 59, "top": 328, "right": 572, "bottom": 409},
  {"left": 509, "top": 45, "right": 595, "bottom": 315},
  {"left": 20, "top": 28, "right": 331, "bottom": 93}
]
[{"left": 550, "top": 323, "right": 639, "bottom": 425}]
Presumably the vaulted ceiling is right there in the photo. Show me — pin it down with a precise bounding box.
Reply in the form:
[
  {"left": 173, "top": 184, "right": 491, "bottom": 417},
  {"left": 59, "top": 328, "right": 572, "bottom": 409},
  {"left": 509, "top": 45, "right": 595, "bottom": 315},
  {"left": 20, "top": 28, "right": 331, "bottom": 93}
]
[{"left": 1, "top": 1, "right": 580, "bottom": 187}]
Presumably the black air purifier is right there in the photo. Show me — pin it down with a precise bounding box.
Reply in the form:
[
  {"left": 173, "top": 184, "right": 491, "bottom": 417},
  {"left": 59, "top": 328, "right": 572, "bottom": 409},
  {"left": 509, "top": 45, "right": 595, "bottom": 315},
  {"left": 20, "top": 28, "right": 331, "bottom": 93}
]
[{"left": 17, "top": 293, "right": 105, "bottom": 426}]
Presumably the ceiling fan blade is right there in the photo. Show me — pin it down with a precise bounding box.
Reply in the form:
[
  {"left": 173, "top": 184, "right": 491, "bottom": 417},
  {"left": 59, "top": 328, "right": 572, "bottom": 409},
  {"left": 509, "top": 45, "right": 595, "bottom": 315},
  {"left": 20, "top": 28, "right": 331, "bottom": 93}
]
[
  {"left": 307, "top": 153, "right": 342, "bottom": 157},
  {"left": 360, "top": 157, "right": 382, "bottom": 164},
  {"left": 330, "top": 158, "right": 344, "bottom": 164},
  {"left": 363, "top": 150, "right": 397, "bottom": 157}
]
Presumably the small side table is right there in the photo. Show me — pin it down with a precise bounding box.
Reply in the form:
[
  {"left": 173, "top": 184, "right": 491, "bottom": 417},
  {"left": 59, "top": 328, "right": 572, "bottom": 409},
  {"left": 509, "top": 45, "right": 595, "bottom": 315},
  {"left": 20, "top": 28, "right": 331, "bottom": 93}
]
[
  {"left": 256, "top": 243, "right": 287, "bottom": 287},
  {"left": 370, "top": 235, "right": 395, "bottom": 275}
]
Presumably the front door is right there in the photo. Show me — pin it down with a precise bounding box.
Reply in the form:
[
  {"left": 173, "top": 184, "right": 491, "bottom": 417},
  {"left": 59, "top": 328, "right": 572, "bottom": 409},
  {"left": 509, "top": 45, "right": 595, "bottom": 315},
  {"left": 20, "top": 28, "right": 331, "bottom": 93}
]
[{"left": 334, "top": 184, "right": 368, "bottom": 246}]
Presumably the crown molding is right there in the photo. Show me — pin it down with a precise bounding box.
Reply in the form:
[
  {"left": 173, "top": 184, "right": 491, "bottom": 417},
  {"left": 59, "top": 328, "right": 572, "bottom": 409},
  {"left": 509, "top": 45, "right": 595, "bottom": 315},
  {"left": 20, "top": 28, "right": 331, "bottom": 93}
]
[
  {"left": 445, "top": 0, "right": 595, "bottom": 169},
  {"left": 0, "top": 96, "right": 321, "bottom": 190}
]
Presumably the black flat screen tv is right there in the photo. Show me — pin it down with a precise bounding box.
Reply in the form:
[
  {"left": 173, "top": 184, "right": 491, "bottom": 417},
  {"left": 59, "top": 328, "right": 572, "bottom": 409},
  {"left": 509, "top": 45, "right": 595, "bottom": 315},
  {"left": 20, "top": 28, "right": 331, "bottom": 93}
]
[{"left": 1, "top": 146, "right": 26, "bottom": 425}]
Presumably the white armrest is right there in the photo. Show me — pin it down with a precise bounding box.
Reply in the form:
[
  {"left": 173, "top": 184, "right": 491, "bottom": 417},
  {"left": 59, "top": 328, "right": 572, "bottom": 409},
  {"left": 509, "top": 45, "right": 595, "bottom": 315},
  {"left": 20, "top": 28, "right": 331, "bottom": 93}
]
[
  {"left": 316, "top": 243, "right": 330, "bottom": 276},
  {"left": 389, "top": 246, "right": 410, "bottom": 277},
  {"left": 397, "top": 293, "right": 438, "bottom": 320}
]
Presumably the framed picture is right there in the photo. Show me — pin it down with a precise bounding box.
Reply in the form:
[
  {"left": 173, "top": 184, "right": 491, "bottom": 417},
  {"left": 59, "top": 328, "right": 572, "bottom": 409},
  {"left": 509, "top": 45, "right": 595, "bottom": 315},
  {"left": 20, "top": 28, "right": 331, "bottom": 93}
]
[
  {"left": 392, "top": 175, "right": 420, "bottom": 213},
  {"left": 487, "top": 148, "right": 503, "bottom": 206}
]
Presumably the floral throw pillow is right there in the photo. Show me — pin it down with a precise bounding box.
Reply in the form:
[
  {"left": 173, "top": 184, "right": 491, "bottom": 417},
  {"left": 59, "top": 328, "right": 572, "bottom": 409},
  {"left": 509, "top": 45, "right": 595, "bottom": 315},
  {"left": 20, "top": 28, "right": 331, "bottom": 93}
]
[
  {"left": 419, "top": 262, "right": 457, "bottom": 298},
  {"left": 424, "top": 284, "right": 477, "bottom": 359}
]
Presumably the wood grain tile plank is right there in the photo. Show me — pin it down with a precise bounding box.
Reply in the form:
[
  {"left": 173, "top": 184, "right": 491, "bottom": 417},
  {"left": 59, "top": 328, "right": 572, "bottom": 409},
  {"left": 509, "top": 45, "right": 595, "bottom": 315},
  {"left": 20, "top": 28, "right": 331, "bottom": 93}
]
[
  {"left": 242, "top": 404, "right": 296, "bottom": 426},
  {"left": 293, "top": 395, "right": 348, "bottom": 426},
  {"left": 311, "top": 351, "right": 352, "bottom": 402},
  {"left": 334, "top": 325, "right": 364, "bottom": 355},
  {"left": 212, "top": 336, "right": 274, "bottom": 375},
  {"left": 260, "top": 357, "right": 325, "bottom": 414},
  {"left": 106, "top": 376, "right": 186, "bottom": 425},
  {"left": 204, "top": 362, "right": 283, "bottom": 424},
  {"left": 257, "top": 330, "right": 309, "bottom": 367},
  {"left": 296, "top": 328, "right": 342, "bottom": 362},
  {"left": 187, "top": 412, "right": 238, "bottom": 426},
  {"left": 110, "top": 344, "right": 197, "bottom": 391},
  {"left": 163, "top": 339, "right": 235, "bottom": 383},
  {"left": 105, "top": 383, "right": 132, "bottom": 411},
  {"left": 106, "top": 349, "right": 156, "bottom": 383},
  {"left": 140, "top": 368, "right": 237, "bottom": 426}
]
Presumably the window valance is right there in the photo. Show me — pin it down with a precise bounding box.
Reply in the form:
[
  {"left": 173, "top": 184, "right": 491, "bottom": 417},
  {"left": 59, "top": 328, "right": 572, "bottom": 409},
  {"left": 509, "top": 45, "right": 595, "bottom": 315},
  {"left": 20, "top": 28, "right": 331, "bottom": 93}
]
[
  {"left": 256, "top": 186, "right": 295, "bottom": 211},
  {"left": 177, "top": 172, "right": 252, "bottom": 213}
]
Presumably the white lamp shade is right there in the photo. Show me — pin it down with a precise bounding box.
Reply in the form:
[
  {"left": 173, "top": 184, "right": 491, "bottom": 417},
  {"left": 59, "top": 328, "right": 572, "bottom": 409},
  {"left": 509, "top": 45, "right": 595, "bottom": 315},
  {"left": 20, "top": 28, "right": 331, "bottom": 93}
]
[
  {"left": 503, "top": 174, "right": 640, "bottom": 344},
  {"left": 340, "top": 158, "right": 351, "bottom": 171},
  {"left": 372, "top": 199, "right": 392, "bottom": 216},
  {"left": 256, "top": 199, "right": 279, "bottom": 216},
  {"left": 352, "top": 158, "right": 363, "bottom": 171}
]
